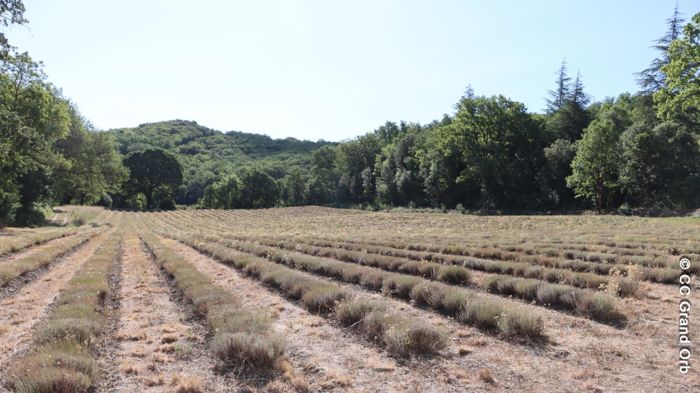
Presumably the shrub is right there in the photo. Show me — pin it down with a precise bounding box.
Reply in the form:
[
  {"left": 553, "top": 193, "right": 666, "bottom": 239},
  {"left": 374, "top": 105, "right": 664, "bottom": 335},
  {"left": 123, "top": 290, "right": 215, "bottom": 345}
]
[
  {"left": 384, "top": 322, "right": 449, "bottom": 357},
  {"left": 143, "top": 234, "right": 286, "bottom": 371},
  {"left": 37, "top": 319, "right": 103, "bottom": 345},
  {"left": 9, "top": 237, "right": 118, "bottom": 392},
  {"left": 409, "top": 282, "right": 447, "bottom": 308},
  {"left": 576, "top": 293, "right": 627, "bottom": 325},
  {"left": 436, "top": 265, "right": 471, "bottom": 285},
  {"left": 497, "top": 310, "right": 544, "bottom": 338},
  {"left": 381, "top": 275, "right": 422, "bottom": 298},
  {"left": 12, "top": 368, "right": 92, "bottom": 393},
  {"left": 442, "top": 290, "right": 471, "bottom": 313},
  {"left": 335, "top": 299, "right": 386, "bottom": 326},
  {"left": 404, "top": 322, "right": 449, "bottom": 354},
  {"left": 458, "top": 301, "right": 503, "bottom": 330},
  {"left": 210, "top": 332, "right": 285, "bottom": 370},
  {"left": 300, "top": 285, "right": 349, "bottom": 314}
]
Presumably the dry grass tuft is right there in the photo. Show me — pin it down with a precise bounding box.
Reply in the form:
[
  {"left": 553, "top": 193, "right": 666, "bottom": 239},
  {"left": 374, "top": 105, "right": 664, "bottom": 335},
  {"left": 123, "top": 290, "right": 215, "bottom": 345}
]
[
  {"left": 170, "top": 375, "right": 204, "bottom": 393},
  {"left": 479, "top": 368, "right": 495, "bottom": 384}
]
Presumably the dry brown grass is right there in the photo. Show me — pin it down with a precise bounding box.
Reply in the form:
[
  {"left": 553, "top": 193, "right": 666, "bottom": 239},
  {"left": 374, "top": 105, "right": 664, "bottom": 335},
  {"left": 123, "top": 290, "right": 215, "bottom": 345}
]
[
  {"left": 479, "top": 368, "right": 495, "bottom": 384},
  {"left": 170, "top": 375, "right": 204, "bottom": 393}
]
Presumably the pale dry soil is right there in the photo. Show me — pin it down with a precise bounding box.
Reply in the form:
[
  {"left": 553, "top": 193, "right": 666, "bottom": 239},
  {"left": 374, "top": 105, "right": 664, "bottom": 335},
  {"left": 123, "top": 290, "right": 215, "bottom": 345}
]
[
  {"left": 0, "top": 231, "right": 107, "bottom": 371},
  {"left": 106, "top": 233, "right": 230, "bottom": 393}
]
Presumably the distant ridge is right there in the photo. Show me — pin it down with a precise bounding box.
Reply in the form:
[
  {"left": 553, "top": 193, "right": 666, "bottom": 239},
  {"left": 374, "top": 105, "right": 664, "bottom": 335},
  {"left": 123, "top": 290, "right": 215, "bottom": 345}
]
[{"left": 107, "top": 120, "right": 332, "bottom": 204}]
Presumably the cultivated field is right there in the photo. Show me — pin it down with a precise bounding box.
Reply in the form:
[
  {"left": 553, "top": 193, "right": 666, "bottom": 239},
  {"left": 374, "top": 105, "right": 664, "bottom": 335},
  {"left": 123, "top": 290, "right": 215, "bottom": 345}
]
[{"left": 0, "top": 206, "right": 698, "bottom": 392}]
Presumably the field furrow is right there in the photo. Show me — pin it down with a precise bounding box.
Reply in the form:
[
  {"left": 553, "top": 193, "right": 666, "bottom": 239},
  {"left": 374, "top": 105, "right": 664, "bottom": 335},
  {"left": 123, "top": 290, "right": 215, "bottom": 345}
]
[
  {"left": 0, "top": 229, "right": 101, "bottom": 290},
  {"left": 162, "top": 236, "right": 467, "bottom": 392},
  {"left": 165, "top": 229, "right": 700, "bottom": 391},
  {"left": 0, "top": 228, "right": 81, "bottom": 260},
  {"left": 0, "top": 230, "right": 109, "bottom": 372},
  {"left": 106, "top": 233, "right": 225, "bottom": 393}
]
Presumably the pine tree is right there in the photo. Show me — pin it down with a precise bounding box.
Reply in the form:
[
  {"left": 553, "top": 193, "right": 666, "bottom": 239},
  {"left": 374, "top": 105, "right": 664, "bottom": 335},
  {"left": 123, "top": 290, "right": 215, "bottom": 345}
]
[
  {"left": 636, "top": 2, "right": 684, "bottom": 93},
  {"left": 546, "top": 59, "right": 571, "bottom": 113},
  {"left": 570, "top": 71, "right": 589, "bottom": 107}
]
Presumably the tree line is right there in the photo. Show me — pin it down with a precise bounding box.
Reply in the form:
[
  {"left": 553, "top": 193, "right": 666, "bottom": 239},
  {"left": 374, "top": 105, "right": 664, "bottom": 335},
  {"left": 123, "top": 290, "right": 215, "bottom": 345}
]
[
  {"left": 1, "top": 1, "right": 699, "bottom": 226},
  {"left": 201, "top": 8, "right": 700, "bottom": 213}
]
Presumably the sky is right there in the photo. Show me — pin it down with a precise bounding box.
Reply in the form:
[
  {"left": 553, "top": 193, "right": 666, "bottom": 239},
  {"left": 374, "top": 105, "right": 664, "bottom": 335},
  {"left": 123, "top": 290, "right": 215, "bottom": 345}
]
[{"left": 5, "top": 0, "right": 698, "bottom": 141}]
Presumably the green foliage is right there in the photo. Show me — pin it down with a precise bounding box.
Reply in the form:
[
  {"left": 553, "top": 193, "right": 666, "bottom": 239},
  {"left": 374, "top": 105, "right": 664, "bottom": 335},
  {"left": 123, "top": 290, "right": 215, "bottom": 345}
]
[
  {"left": 655, "top": 12, "right": 700, "bottom": 125},
  {"left": 567, "top": 96, "right": 633, "bottom": 210},
  {"left": 110, "top": 120, "right": 330, "bottom": 205},
  {"left": 0, "top": 0, "right": 26, "bottom": 59},
  {"left": 201, "top": 174, "right": 241, "bottom": 209},
  {"left": 0, "top": 50, "right": 102, "bottom": 225},
  {"left": 53, "top": 107, "right": 128, "bottom": 205},
  {"left": 637, "top": 4, "right": 684, "bottom": 93},
  {"left": 280, "top": 168, "right": 306, "bottom": 206},
  {"left": 122, "top": 148, "right": 182, "bottom": 209},
  {"left": 421, "top": 90, "right": 547, "bottom": 209},
  {"left": 3, "top": 1, "right": 698, "bottom": 219},
  {"left": 620, "top": 122, "right": 700, "bottom": 208},
  {"left": 238, "top": 167, "right": 278, "bottom": 209},
  {"left": 305, "top": 145, "right": 339, "bottom": 205}
]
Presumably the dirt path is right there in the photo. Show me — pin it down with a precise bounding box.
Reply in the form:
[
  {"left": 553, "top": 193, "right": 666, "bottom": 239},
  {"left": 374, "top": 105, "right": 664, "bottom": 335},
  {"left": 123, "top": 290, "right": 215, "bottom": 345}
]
[
  {"left": 0, "top": 231, "right": 107, "bottom": 371},
  {"left": 105, "top": 233, "right": 230, "bottom": 393},
  {"left": 162, "top": 237, "right": 457, "bottom": 393}
]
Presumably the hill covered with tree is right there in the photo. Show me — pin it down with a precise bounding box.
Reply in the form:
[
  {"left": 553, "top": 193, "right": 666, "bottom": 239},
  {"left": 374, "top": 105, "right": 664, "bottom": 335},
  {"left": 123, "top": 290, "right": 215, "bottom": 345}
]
[{"left": 108, "top": 120, "right": 332, "bottom": 205}]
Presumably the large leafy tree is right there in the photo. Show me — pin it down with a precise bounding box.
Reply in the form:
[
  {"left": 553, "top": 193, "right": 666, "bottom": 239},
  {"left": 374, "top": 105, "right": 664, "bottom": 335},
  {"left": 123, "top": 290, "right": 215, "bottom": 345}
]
[
  {"left": 123, "top": 149, "right": 183, "bottom": 209},
  {"left": 567, "top": 96, "right": 634, "bottom": 211},
  {"left": 620, "top": 122, "right": 700, "bottom": 208},
  {"left": 280, "top": 168, "right": 306, "bottom": 206},
  {"left": 53, "top": 106, "right": 128, "bottom": 204},
  {"left": 654, "top": 12, "right": 700, "bottom": 126},
  {"left": 238, "top": 167, "right": 278, "bottom": 209},
  {"left": 376, "top": 130, "right": 425, "bottom": 206},
  {"left": 201, "top": 174, "right": 242, "bottom": 209},
  {"left": 0, "top": 52, "right": 71, "bottom": 224},
  {"left": 428, "top": 90, "right": 546, "bottom": 209},
  {"left": 336, "top": 133, "right": 382, "bottom": 204}
]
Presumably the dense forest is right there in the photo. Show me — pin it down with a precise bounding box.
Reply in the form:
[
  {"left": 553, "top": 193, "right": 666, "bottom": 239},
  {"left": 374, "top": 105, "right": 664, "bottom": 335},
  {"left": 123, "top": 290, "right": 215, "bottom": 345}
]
[
  {"left": 1, "top": 0, "right": 699, "bottom": 226},
  {"left": 109, "top": 121, "right": 331, "bottom": 205}
]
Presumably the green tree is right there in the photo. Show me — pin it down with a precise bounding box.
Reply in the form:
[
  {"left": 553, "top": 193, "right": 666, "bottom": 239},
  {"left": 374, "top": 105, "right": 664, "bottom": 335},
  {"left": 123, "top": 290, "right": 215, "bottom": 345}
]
[
  {"left": 201, "top": 174, "right": 242, "bottom": 209},
  {"left": 424, "top": 90, "right": 546, "bottom": 209},
  {"left": 376, "top": 132, "right": 425, "bottom": 206},
  {"left": 620, "top": 122, "right": 700, "bottom": 208},
  {"left": 654, "top": 12, "right": 700, "bottom": 125},
  {"left": 280, "top": 169, "right": 306, "bottom": 206},
  {"left": 546, "top": 59, "right": 571, "bottom": 113},
  {"left": 238, "top": 167, "right": 278, "bottom": 208},
  {"left": 637, "top": 4, "right": 684, "bottom": 93},
  {"left": 53, "top": 105, "right": 128, "bottom": 204},
  {"left": 0, "top": 52, "right": 71, "bottom": 224},
  {"left": 305, "top": 145, "right": 339, "bottom": 205},
  {"left": 0, "top": 0, "right": 27, "bottom": 59},
  {"left": 541, "top": 138, "right": 577, "bottom": 207},
  {"left": 567, "top": 97, "right": 633, "bottom": 210},
  {"left": 123, "top": 148, "right": 183, "bottom": 209},
  {"left": 336, "top": 133, "right": 382, "bottom": 204}
]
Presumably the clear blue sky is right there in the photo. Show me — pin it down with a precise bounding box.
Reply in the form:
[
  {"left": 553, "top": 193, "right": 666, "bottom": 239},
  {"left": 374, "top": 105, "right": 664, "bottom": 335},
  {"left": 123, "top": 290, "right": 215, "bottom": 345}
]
[{"left": 6, "top": 0, "right": 698, "bottom": 141}]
